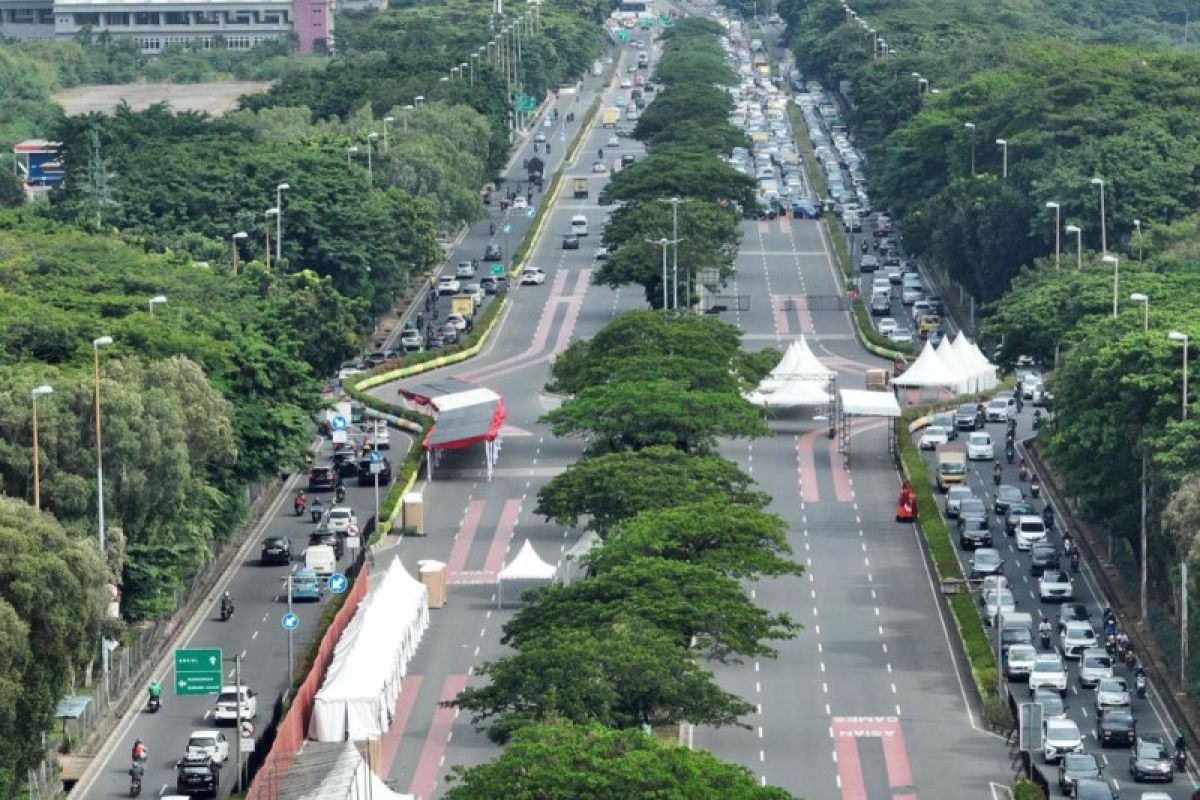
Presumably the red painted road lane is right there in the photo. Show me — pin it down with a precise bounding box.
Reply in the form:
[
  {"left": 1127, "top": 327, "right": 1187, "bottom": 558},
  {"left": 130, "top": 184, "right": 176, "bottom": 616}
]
[
  {"left": 479, "top": 268, "right": 591, "bottom": 383},
  {"left": 773, "top": 295, "right": 791, "bottom": 335},
  {"left": 458, "top": 268, "right": 569, "bottom": 381},
  {"left": 407, "top": 674, "right": 469, "bottom": 800},
  {"left": 446, "top": 500, "right": 485, "bottom": 582},
  {"left": 777, "top": 215, "right": 791, "bottom": 233},
  {"left": 796, "top": 429, "right": 822, "bottom": 504},
  {"left": 482, "top": 498, "right": 522, "bottom": 576},
  {"left": 378, "top": 675, "right": 423, "bottom": 776},
  {"left": 831, "top": 716, "right": 917, "bottom": 800}
]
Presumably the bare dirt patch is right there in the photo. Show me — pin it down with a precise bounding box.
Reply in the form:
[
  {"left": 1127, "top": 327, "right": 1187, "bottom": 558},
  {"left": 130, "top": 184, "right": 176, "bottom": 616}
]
[{"left": 53, "top": 81, "right": 271, "bottom": 116}]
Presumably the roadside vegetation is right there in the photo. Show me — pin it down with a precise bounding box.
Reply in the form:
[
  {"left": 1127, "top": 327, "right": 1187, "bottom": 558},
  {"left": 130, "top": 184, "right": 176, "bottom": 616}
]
[{"left": 783, "top": 0, "right": 1200, "bottom": 704}]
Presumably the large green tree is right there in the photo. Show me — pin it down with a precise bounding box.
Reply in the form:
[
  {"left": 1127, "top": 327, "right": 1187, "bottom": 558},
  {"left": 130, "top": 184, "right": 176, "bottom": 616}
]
[
  {"left": 601, "top": 145, "right": 757, "bottom": 213},
  {"left": 502, "top": 558, "right": 799, "bottom": 660},
  {"left": 443, "top": 722, "right": 795, "bottom": 799},
  {"left": 535, "top": 445, "right": 769, "bottom": 533},
  {"left": 452, "top": 622, "right": 754, "bottom": 743}
]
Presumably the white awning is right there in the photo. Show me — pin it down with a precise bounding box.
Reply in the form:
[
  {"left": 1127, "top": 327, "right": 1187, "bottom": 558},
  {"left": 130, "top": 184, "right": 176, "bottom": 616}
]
[
  {"left": 497, "top": 540, "right": 557, "bottom": 608},
  {"left": 839, "top": 388, "right": 902, "bottom": 417}
]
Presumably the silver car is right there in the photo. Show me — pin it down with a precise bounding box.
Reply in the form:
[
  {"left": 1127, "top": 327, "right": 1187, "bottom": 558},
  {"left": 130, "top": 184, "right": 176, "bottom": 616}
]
[
  {"left": 1078, "top": 648, "right": 1114, "bottom": 689},
  {"left": 945, "top": 486, "right": 975, "bottom": 518},
  {"left": 1095, "top": 677, "right": 1130, "bottom": 714}
]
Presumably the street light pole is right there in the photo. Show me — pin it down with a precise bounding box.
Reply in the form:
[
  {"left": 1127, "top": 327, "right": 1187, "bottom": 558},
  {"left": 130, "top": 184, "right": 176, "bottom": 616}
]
[
  {"left": 1130, "top": 293, "right": 1149, "bottom": 332},
  {"left": 647, "top": 237, "right": 681, "bottom": 310},
  {"left": 1134, "top": 218, "right": 1143, "bottom": 262},
  {"left": 31, "top": 385, "right": 53, "bottom": 511},
  {"left": 346, "top": 145, "right": 358, "bottom": 172},
  {"left": 231, "top": 231, "right": 248, "bottom": 276},
  {"left": 92, "top": 336, "right": 113, "bottom": 553},
  {"left": 1102, "top": 255, "right": 1119, "bottom": 318},
  {"left": 996, "top": 138, "right": 1008, "bottom": 179},
  {"left": 1065, "top": 224, "right": 1083, "bottom": 271},
  {"left": 659, "top": 197, "right": 690, "bottom": 309},
  {"left": 964, "top": 122, "right": 976, "bottom": 176},
  {"left": 382, "top": 116, "right": 394, "bottom": 152},
  {"left": 264, "top": 209, "right": 278, "bottom": 271},
  {"left": 1091, "top": 177, "right": 1107, "bottom": 256},
  {"left": 148, "top": 294, "right": 167, "bottom": 315},
  {"left": 275, "top": 183, "right": 289, "bottom": 264},
  {"left": 1045, "top": 201, "right": 1061, "bottom": 270},
  {"left": 366, "top": 133, "right": 379, "bottom": 181}
]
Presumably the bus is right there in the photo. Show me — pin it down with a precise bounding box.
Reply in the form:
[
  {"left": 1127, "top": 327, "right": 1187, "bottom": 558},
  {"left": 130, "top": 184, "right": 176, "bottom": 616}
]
[{"left": 614, "top": 0, "right": 653, "bottom": 26}]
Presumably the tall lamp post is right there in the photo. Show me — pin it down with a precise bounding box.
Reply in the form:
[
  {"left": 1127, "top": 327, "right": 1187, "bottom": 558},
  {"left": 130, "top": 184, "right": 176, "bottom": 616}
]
[
  {"left": 1130, "top": 292, "right": 1149, "bottom": 332},
  {"left": 1045, "top": 201, "right": 1061, "bottom": 270},
  {"left": 1133, "top": 218, "right": 1143, "bottom": 263},
  {"left": 964, "top": 122, "right": 976, "bottom": 176},
  {"left": 274, "top": 183, "right": 289, "bottom": 264},
  {"left": 92, "top": 335, "right": 113, "bottom": 552},
  {"left": 1091, "top": 177, "right": 1108, "bottom": 256},
  {"left": 231, "top": 231, "right": 248, "bottom": 276},
  {"left": 148, "top": 294, "right": 167, "bottom": 315},
  {"left": 1169, "top": 328, "right": 1192, "bottom": 677},
  {"left": 996, "top": 138, "right": 1008, "bottom": 179},
  {"left": 366, "top": 133, "right": 379, "bottom": 181},
  {"left": 1102, "top": 255, "right": 1119, "bottom": 318},
  {"left": 647, "top": 237, "right": 682, "bottom": 310},
  {"left": 346, "top": 145, "right": 358, "bottom": 171},
  {"left": 659, "top": 197, "right": 690, "bottom": 309},
  {"left": 1065, "top": 224, "right": 1083, "bottom": 271},
  {"left": 382, "top": 116, "right": 394, "bottom": 152},
  {"left": 31, "top": 385, "right": 53, "bottom": 511}
]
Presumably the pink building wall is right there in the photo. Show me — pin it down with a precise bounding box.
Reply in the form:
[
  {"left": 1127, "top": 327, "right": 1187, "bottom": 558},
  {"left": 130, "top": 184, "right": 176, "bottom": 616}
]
[{"left": 292, "top": 0, "right": 331, "bottom": 54}]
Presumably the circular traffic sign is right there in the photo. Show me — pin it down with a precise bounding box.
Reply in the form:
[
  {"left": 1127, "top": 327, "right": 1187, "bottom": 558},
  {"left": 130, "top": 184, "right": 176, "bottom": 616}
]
[
  {"left": 241, "top": 720, "right": 256, "bottom": 739},
  {"left": 327, "top": 573, "right": 349, "bottom": 595},
  {"left": 281, "top": 612, "right": 299, "bottom": 630},
  {"left": 331, "top": 415, "right": 348, "bottom": 431}
]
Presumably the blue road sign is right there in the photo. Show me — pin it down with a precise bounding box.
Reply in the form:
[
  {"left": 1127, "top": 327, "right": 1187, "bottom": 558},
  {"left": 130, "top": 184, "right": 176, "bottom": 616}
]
[
  {"left": 281, "top": 612, "right": 299, "bottom": 630},
  {"left": 369, "top": 450, "right": 383, "bottom": 462},
  {"left": 327, "top": 573, "right": 348, "bottom": 595},
  {"left": 502, "top": 223, "right": 513, "bottom": 234},
  {"left": 525, "top": 207, "right": 536, "bottom": 218},
  {"left": 331, "top": 415, "right": 348, "bottom": 431}
]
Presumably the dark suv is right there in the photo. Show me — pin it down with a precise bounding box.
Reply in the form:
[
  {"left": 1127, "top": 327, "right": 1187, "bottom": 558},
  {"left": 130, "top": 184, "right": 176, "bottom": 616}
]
[
  {"left": 260, "top": 536, "right": 292, "bottom": 566},
  {"left": 483, "top": 243, "right": 503, "bottom": 262},
  {"left": 307, "top": 465, "right": 336, "bottom": 492},
  {"left": 357, "top": 456, "right": 393, "bottom": 487},
  {"left": 176, "top": 755, "right": 219, "bottom": 797}
]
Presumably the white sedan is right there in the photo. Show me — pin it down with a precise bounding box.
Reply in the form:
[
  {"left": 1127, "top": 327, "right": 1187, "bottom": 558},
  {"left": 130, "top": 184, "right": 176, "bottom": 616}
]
[
  {"left": 966, "top": 431, "right": 994, "bottom": 461},
  {"left": 1028, "top": 654, "right": 1068, "bottom": 695},
  {"left": 877, "top": 316, "right": 899, "bottom": 337},
  {"left": 1038, "top": 570, "right": 1074, "bottom": 602},
  {"left": 512, "top": 196, "right": 528, "bottom": 210},
  {"left": 888, "top": 327, "right": 914, "bottom": 344},
  {"left": 1041, "top": 718, "right": 1083, "bottom": 763},
  {"left": 445, "top": 313, "right": 468, "bottom": 331},
  {"left": 519, "top": 268, "right": 546, "bottom": 286},
  {"left": 1015, "top": 516, "right": 1048, "bottom": 550},
  {"left": 326, "top": 506, "right": 357, "bottom": 534},
  {"left": 918, "top": 425, "right": 950, "bottom": 450},
  {"left": 186, "top": 730, "right": 230, "bottom": 764},
  {"left": 606, "top": 135, "right": 620, "bottom": 147}
]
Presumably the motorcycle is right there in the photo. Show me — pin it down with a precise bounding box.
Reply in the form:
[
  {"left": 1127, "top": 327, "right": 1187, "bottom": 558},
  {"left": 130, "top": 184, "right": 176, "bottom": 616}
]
[
  {"left": 1033, "top": 411, "right": 1043, "bottom": 431},
  {"left": 1175, "top": 745, "right": 1188, "bottom": 771},
  {"left": 1070, "top": 550, "right": 1081, "bottom": 572},
  {"left": 1125, "top": 648, "right": 1137, "bottom": 670},
  {"left": 1006, "top": 447, "right": 1015, "bottom": 464},
  {"left": 1018, "top": 465, "right": 1030, "bottom": 482},
  {"left": 220, "top": 595, "right": 235, "bottom": 622},
  {"left": 1030, "top": 479, "right": 1041, "bottom": 498},
  {"left": 1135, "top": 672, "right": 1148, "bottom": 699},
  {"left": 129, "top": 771, "right": 143, "bottom": 798},
  {"left": 1039, "top": 625, "right": 1052, "bottom": 650},
  {"left": 993, "top": 464, "right": 1003, "bottom": 485},
  {"left": 334, "top": 485, "right": 346, "bottom": 504},
  {"left": 1043, "top": 508, "right": 1055, "bottom": 530},
  {"left": 310, "top": 503, "right": 324, "bottom": 523},
  {"left": 146, "top": 696, "right": 161, "bottom": 713},
  {"left": 293, "top": 496, "right": 306, "bottom": 517},
  {"left": 1105, "top": 633, "right": 1117, "bottom": 655}
]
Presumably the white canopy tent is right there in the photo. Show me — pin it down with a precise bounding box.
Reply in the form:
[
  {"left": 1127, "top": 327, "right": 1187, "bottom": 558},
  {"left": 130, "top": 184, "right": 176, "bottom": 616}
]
[
  {"left": 953, "top": 334, "right": 999, "bottom": 390},
  {"left": 891, "top": 340, "right": 962, "bottom": 391},
  {"left": 559, "top": 531, "right": 602, "bottom": 585},
  {"left": 285, "top": 741, "right": 415, "bottom": 800},
  {"left": 836, "top": 388, "right": 903, "bottom": 466},
  {"left": 746, "top": 335, "right": 836, "bottom": 410},
  {"left": 936, "top": 337, "right": 974, "bottom": 394},
  {"left": 497, "top": 540, "right": 557, "bottom": 607},
  {"left": 309, "top": 558, "right": 430, "bottom": 742}
]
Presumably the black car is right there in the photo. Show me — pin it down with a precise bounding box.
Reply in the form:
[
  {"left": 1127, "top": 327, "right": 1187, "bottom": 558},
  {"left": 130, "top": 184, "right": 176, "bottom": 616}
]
[
  {"left": 1072, "top": 778, "right": 1117, "bottom": 800},
  {"left": 926, "top": 296, "right": 945, "bottom": 315},
  {"left": 562, "top": 235, "right": 580, "bottom": 250},
  {"left": 958, "top": 515, "right": 992, "bottom": 549},
  {"left": 953, "top": 403, "right": 980, "bottom": 431},
  {"left": 994, "top": 484, "right": 1024, "bottom": 514},
  {"left": 1058, "top": 752, "right": 1101, "bottom": 794},
  {"left": 1129, "top": 735, "right": 1173, "bottom": 781},
  {"left": 310, "top": 526, "right": 345, "bottom": 559},
  {"left": 332, "top": 450, "right": 359, "bottom": 478},
  {"left": 1095, "top": 709, "right": 1137, "bottom": 747},
  {"left": 307, "top": 466, "right": 336, "bottom": 492},
  {"left": 483, "top": 243, "right": 503, "bottom": 262},
  {"left": 176, "top": 755, "right": 219, "bottom": 798},
  {"left": 1005, "top": 502, "right": 1037, "bottom": 535},
  {"left": 357, "top": 456, "right": 393, "bottom": 487},
  {"left": 260, "top": 536, "right": 292, "bottom": 566},
  {"left": 1057, "top": 602, "right": 1091, "bottom": 632},
  {"left": 621, "top": 154, "right": 635, "bottom": 167},
  {"left": 1029, "top": 543, "right": 1060, "bottom": 576}
]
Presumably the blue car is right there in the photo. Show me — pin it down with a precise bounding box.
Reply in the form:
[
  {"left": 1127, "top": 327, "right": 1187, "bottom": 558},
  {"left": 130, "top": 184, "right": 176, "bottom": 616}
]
[
  {"left": 289, "top": 568, "right": 322, "bottom": 602},
  {"left": 792, "top": 202, "right": 819, "bottom": 219}
]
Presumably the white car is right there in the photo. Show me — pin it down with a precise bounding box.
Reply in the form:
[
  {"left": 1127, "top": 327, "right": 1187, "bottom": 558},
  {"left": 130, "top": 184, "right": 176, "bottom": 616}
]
[
  {"left": 606, "top": 135, "right": 620, "bottom": 147},
  {"left": 980, "top": 574, "right": 1009, "bottom": 595},
  {"left": 1029, "top": 653, "right": 1068, "bottom": 695},
  {"left": 445, "top": 313, "right": 468, "bottom": 332},
  {"left": 986, "top": 396, "right": 1017, "bottom": 421},
  {"left": 519, "top": 268, "right": 546, "bottom": 286},
  {"left": 1095, "top": 676, "right": 1131, "bottom": 714},
  {"left": 620, "top": 78, "right": 632, "bottom": 88},
  {"left": 1060, "top": 621, "right": 1098, "bottom": 659},
  {"left": 436, "top": 276, "right": 460, "bottom": 296},
  {"left": 918, "top": 425, "right": 950, "bottom": 450},
  {"left": 186, "top": 730, "right": 230, "bottom": 764},
  {"left": 455, "top": 261, "right": 476, "bottom": 278},
  {"left": 592, "top": 161, "right": 609, "bottom": 173},
  {"left": 877, "top": 317, "right": 899, "bottom": 337},
  {"left": 1078, "top": 648, "right": 1114, "bottom": 688},
  {"left": 1041, "top": 718, "right": 1083, "bottom": 763},
  {"left": 326, "top": 506, "right": 357, "bottom": 534},
  {"left": 1015, "top": 516, "right": 1048, "bottom": 550},
  {"left": 512, "top": 196, "right": 528, "bottom": 210},
  {"left": 966, "top": 432, "right": 994, "bottom": 461},
  {"left": 888, "top": 327, "right": 915, "bottom": 344},
  {"left": 984, "top": 589, "right": 1016, "bottom": 625},
  {"left": 1038, "top": 569, "right": 1074, "bottom": 602},
  {"left": 901, "top": 284, "right": 924, "bottom": 305},
  {"left": 1004, "top": 643, "right": 1037, "bottom": 680},
  {"left": 213, "top": 686, "right": 258, "bottom": 724}
]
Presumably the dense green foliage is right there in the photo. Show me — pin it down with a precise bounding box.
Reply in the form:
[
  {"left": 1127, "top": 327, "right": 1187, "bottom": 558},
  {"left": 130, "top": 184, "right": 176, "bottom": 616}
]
[{"left": 443, "top": 722, "right": 794, "bottom": 798}]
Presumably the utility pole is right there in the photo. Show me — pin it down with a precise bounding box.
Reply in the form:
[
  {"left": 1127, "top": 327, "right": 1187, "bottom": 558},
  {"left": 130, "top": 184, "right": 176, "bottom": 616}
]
[{"left": 234, "top": 653, "right": 244, "bottom": 793}]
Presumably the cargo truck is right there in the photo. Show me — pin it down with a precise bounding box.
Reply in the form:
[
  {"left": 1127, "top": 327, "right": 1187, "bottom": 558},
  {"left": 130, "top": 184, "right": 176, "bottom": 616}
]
[
  {"left": 573, "top": 177, "right": 589, "bottom": 198},
  {"left": 936, "top": 445, "right": 967, "bottom": 493},
  {"left": 602, "top": 108, "right": 620, "bottom": 127}
]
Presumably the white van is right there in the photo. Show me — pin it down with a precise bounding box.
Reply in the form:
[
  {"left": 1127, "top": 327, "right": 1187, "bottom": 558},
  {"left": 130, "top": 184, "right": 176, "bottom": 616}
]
[
  {"left": 304, "top": 545, "right": 336, "bottom": 577},
  {"left": 570, "top": 214, "right": 588, "bottom": 237}
]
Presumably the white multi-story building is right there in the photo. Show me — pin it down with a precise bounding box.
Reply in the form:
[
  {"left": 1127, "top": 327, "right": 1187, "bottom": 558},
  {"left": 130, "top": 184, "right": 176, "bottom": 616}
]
[{"left": 1, "top": 0, "right": 332, "bottom": 53}]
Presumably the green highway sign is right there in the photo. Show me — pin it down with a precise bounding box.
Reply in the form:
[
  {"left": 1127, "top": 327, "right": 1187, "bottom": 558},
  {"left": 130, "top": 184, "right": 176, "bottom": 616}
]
[
  {"left": 490, "top": 263, "right": 505, "bottom": 276},
  {"left": 515, "top": 95, "right": 535, "bottom": 112},
  {"left": 659, "top": 15, "right": 673, "bottom": 26},
  {"left": 617, "top": 30, "right": 630, "bottom": 42},
  {"left": 175, "top": 648, "right": 222, "bottom": 696},
  {"left": 639, "top": 17, "right": 652, "bottom": 29}
]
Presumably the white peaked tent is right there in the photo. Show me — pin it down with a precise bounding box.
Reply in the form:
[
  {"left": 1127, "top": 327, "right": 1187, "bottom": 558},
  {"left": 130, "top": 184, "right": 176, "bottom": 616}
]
[
  {"left": 497, "top": 540, "right": 557, "bottom": 607},
  {"left": 289, "top": 742, "right": 415, "bottom": 800},
  {"left": 892, "top": 340, "right": 962, "bottom": 390},
  {"left": 746, "top": 335, "right": 836, "bottom": 408},
  {"left": 936, "top": 337, "right": 974, "bottom": 394},
  {"left": 309, "top": 558, "right": 430, "bottom": 742},
  {"left": 559, "top": 531, "right": 602, "bottom": 585},
  {"left": 953, "top": 334, "right": 999, "bottom": 390}
]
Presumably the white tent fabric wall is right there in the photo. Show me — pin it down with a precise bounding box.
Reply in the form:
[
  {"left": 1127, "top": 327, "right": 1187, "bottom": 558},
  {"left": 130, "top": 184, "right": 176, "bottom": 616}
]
[
  {"left": 497, "top": 540, "right": 557, "bottom": 607},
  {"left": 559, "top": 531, "right": 601, "bottom": 584},
  {"left": 293, "top": 742, "right": 415, "bottom": 800},
  {"left": 953, "top": 334, "right": 999, "bottom": 390},
  {"left": 309, "top": 558, "right": 430, "bottom": 742},
  {"left": 746, "top": 335, "right": 835, "bottom": 408},
  {"left": 935, "top": 337, "right": 975, "bottom": 394},
  {"left": 891, "top": 340, "right": 962, "bottom": 390}
]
